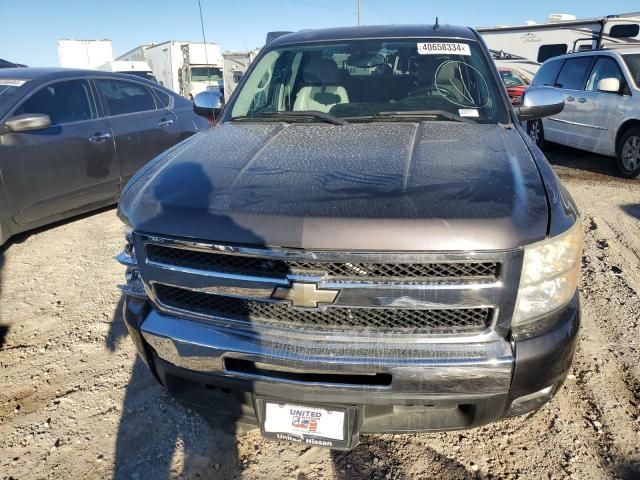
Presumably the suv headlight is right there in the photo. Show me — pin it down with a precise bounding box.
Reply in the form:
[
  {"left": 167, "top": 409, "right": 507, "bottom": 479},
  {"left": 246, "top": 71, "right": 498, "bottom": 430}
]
[{"left": 513, "top": 221, "right": 583, "bottom": 326}]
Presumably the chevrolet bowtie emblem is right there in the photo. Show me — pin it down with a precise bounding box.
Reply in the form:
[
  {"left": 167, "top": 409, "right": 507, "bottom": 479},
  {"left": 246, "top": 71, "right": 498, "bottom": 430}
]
[{"left": 271, "top": 282, "right": 339, "bottom": 308}]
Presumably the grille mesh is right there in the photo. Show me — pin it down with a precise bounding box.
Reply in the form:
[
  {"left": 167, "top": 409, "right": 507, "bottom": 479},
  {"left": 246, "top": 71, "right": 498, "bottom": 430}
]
[
  {"left": 145, "top": 244, "right": 499, "bottom": 280},
  {"left": 154, "top": 284, "right": 492, "bottom": 333}
]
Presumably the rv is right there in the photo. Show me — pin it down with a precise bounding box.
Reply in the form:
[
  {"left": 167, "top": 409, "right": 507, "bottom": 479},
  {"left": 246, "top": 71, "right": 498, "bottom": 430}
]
[
  {"left": 117, "top": 41, "right": 223, "bottom": 99},
  {"left": 58, "top": 39, "right": 113, "bottom": 69},
  {"left": 96, "top": 60, "right": 157, "bottom": 82},
  {"left": 479, "top": 12, "right": 640, "bottom": 72}
]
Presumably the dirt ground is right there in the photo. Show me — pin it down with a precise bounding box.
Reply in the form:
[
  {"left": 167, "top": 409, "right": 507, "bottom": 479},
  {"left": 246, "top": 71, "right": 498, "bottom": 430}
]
[{"left": 1, "top": 145, "right": 639, "bottom": 480}]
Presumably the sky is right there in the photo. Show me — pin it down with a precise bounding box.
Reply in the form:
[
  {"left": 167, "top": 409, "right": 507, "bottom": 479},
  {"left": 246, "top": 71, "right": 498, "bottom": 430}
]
[{"left": 1, "top": 0, "right": 639, "bottom": 66}]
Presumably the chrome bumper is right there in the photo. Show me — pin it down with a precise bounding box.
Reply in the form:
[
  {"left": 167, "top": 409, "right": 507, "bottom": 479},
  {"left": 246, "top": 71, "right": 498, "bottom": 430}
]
[{"left": 139, "top": 307, "right": 514, "bottom": 402}]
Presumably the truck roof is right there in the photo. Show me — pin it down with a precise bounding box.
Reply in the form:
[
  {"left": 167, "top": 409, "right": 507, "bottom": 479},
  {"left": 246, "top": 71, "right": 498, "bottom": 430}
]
[{"left": 268, "top": 24, "right": 478, "bottom": 47}]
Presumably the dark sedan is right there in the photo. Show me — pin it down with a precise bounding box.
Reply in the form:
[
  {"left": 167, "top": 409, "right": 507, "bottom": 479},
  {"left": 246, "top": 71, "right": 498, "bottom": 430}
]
[{"left": 0, "top": 68, "right": 209, "bottom": 245}]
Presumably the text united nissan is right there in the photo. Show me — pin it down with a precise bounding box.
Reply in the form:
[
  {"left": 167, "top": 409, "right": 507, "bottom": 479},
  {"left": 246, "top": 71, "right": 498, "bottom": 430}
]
[{"left": 116, "top": 25, "right": 582, "bottom": 449}]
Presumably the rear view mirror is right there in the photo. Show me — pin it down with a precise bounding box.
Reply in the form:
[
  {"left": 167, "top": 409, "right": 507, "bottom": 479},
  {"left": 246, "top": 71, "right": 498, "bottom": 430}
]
[
  {"left": 347, "top": 53, "right": 386, "bottom": 69},
  {"left": 597, "top": 77, "right": 621, "bottom": 93},
  {"left": 193, "top": 90, "right": 224, "bottom": 121},
  {"left": 4, "top": 113, "right": 51, "bottom": 132},
  {"left": 515, "top": 87, "right": 564, "bottom": 121}
]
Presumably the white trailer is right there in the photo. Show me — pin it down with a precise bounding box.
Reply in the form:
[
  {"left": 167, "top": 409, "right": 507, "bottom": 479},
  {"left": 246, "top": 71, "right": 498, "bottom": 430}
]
[
  {"left": 58, "top": 39, "right": 113, "bottom": 69},
  {"left": 479, "top": 12, "right": 640, "bottom": 72},
  {"left": 96, "top": 60, "right": 157, "bottom": 82},
  {"left": 118, "top": 41, "right": 223, "bottom": 99},
  {"left": 222, "top": 49, "right": 260, "bottom": 99}
]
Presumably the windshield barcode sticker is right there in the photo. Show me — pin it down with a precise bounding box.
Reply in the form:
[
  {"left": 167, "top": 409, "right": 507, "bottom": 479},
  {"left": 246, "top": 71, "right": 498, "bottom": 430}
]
[
  {"left": 0, "top": 79, "right": 26, "bottom": 86},
  {"left": 459, "top": 108, "right": 479, "bottom": 117},
  {"left": 417, "top": 42, "right": 471, "bottom": 56}
]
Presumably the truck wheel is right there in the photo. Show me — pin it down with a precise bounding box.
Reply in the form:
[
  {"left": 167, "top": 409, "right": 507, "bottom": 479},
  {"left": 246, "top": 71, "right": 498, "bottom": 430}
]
[
  {"left": 617, "top": 127, "right": 640, "bottom": 179},
  {"left": 527, "top": 120, "right": 547, "bottom": 149}
]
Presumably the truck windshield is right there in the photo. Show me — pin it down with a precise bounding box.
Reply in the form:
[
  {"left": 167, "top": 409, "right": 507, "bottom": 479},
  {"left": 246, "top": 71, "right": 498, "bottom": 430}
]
[
  {"left": 228, "top": 39, "right": 509, "bottom": 124},
  {"left": 623, "top": 54, "right": 640, "bottom": 87},
  {"left": 191, "top": 67, "right": 223, "bottom": 82}
]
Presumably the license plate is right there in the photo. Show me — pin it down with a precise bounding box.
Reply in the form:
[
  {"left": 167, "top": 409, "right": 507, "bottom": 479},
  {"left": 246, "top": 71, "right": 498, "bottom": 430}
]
[{"left": 260, "top": 401, "right": 350, "bottom": 448}]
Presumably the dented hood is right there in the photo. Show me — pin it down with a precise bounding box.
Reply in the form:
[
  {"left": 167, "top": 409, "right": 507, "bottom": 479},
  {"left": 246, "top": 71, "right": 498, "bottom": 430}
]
[{"left": 118, "top": 121, "right": 549, "bottom": 251}]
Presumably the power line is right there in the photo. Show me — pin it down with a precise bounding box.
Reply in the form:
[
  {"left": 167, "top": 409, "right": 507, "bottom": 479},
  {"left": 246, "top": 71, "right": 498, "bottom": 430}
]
[
  {"left": 197, "top": 0, "right": 211, "bottom": 85},
  {"left": 362, "top": 0, "right": 399, "bottom": 23},
  {"left": 286, "top": 0, "right": 375, "bottom": 24},
  {"left": 286, "top": 0, "right": 355, "bottom": 16}
]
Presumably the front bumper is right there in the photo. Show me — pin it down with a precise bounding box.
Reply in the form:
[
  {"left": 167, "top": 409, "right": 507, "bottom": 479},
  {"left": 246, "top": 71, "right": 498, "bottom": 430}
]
[{"left": 122, "top": 293, "right": 579, "bottom": 445}]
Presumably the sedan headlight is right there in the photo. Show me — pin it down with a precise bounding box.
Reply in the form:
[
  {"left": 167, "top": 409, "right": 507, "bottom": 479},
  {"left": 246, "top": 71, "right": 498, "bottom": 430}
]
[{"left": 513, "top": 221, "right": 583, "bottom": 326}]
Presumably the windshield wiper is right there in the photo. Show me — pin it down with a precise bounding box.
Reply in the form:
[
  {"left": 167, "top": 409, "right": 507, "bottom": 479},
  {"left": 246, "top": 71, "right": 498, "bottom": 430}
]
[
  {"left": 370, "top": 110, "right": 473, "bottom": 123},
  {"left": 232, "top": 110, "right": 348, "bottom": 125}
]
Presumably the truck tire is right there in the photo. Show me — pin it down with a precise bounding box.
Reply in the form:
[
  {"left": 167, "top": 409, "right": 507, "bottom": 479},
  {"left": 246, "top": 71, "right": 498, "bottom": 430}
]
[
  {"left": 527, "top": 119, "right": 547, "bottom": 149},
  {"left": 617, "top": 126, "right": 640, "bottom": 179}
]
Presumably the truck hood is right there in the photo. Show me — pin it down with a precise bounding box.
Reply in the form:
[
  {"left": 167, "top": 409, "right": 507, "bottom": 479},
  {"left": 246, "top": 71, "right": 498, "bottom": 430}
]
[{"left": 119, "top": 122, "right": 549, "bottom": 251}]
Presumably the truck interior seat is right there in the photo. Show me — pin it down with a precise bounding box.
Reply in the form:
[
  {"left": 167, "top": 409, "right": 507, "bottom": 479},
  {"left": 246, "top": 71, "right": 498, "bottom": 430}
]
[{"left": 293, "top": 58, "right": 349, "bottom": 113}]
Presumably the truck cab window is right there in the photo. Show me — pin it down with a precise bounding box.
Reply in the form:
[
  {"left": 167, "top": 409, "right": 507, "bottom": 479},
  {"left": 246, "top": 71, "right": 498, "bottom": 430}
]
[
  {"left": 14, "top": 79, "right": 95, "bottom": 125},
  {"left": 190, "top": 67, "right": 223, "bottom": 82}
]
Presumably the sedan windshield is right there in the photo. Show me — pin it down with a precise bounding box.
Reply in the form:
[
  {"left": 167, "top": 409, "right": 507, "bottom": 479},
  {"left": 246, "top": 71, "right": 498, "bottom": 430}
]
[
  {"left": 228, "top": 39, "right": 509, "bottom": 124},
  {"left": 623, "top": 54, "right": 640, "bottom": 87}
]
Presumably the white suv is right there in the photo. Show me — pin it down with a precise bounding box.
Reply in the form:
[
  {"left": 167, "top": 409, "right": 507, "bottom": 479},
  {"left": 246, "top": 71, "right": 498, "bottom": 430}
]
[{"left": 526, "top": 47, "right": 640, "bottom": 178}]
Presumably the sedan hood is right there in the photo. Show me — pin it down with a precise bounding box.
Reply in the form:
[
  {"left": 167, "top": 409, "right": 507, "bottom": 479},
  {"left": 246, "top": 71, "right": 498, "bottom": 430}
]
[{"left": 119, "top": 121, "right": 549, "bottom": 251}]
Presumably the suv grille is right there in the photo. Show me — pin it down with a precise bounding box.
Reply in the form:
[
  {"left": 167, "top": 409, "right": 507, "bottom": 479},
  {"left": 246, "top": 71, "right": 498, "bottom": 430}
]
[
  {"left": 146, "top": 244, "right": 499, "bottom": 280},
  {"left": 154, "top": 284, "right": 492, "bottom": 333}
]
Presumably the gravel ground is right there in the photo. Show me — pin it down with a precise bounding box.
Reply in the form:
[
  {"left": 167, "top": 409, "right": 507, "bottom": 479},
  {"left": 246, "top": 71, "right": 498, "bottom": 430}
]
[{"left": 1, "top": 146, "right": 639, "bottom": 480}]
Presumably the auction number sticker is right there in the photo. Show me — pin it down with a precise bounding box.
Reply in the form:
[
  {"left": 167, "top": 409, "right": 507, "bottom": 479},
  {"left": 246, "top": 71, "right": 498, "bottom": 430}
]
[
  {"left": 0, "top": 79, "right": 26, "bottom": 86},
  {"left": 417, "top": 42, "right": 471, "bottom": 56}
]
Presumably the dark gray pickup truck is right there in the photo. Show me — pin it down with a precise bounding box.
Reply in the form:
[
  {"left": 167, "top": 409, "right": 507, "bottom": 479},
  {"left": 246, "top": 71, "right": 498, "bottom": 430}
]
[{"left": 117, "top": 25, "right": 582, "bottom": 450}]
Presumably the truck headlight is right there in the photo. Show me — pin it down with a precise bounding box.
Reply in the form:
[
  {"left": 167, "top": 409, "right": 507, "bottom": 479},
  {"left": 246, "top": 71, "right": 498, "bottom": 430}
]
[{"left": 513, "top": 221, "right": 583, "bottom": 326}]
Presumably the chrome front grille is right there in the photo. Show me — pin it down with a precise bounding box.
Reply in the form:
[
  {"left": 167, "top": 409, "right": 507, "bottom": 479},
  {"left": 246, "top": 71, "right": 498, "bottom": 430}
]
[
  {"left": 145, "top": 244, "right": 499, "bottom": 280},
  {"left": 134, "top": 234, "right": 523, "bottom": 337},
  {"left": 154, "top": 283, "right": 493, "bottom": 333}
]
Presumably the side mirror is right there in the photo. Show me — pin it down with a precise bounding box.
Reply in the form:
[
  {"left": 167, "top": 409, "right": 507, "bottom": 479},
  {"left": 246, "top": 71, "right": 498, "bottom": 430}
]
[
  {"left": 3, "top": 113, "right": 51, "bottom": 132},
  {"left": 193, "top": 90, "right": 224, "bottom": 121},
  {"left": 597, "top": 77, "right": 621, "bottom": 94},
  {"left": 515, "top": 87, "right": 564, "bottom": 121}
]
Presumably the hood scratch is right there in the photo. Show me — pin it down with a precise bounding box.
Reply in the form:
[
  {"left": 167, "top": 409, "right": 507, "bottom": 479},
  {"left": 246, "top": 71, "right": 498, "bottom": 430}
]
[
  {"left": 231, "top": 122, "right": 289, "bottom": 188},
  {"left": 403, "top": 122, "right": 421, "bottom": 192}
]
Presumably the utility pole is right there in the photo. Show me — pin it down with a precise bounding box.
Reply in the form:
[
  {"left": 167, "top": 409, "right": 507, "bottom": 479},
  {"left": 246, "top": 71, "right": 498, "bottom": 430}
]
[{"left": 356, "top": 0, "right": 360, "bottom": 26}]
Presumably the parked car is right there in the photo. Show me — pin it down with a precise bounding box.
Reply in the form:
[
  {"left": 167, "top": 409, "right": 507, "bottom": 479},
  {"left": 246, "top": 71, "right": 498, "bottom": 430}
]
[
  {"left": 0, "top": 68, "right": 209, "bottom": 245},
  {"left": 526, "top": 47, "right": 640, "bottom": 178},
  {"left": 498, "top": 66, "right": 533, "bottom": 105},
  {"left": 117, "top": 24, "right": 581, "bottom": 450}
]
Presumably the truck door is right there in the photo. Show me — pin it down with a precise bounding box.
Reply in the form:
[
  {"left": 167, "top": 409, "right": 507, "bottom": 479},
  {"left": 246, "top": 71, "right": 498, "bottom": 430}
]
[
  {"left": 94, "top": 78, "right": 179, "bottom": 185},
  {"left": 0, "top": 78, "right": 119, "bottom": 225},
  {"left": 573, "top": 56, "right": 628, "bottom": 155}
]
